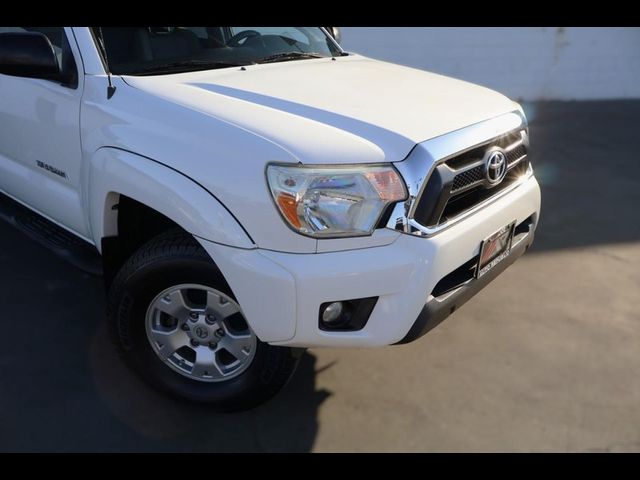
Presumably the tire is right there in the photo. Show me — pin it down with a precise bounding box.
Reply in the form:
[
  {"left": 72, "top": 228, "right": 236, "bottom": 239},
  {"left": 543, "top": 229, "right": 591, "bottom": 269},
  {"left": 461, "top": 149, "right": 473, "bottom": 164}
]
[{"left": 107, "top": 229, "right": 302, "bottom": 412}]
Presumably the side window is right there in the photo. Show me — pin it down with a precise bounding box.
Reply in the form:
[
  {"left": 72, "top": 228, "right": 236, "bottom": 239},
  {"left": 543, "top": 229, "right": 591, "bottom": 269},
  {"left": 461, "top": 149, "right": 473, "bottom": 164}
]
[{"left": 0, "top": 26, "right": 78, "bottom": 88}]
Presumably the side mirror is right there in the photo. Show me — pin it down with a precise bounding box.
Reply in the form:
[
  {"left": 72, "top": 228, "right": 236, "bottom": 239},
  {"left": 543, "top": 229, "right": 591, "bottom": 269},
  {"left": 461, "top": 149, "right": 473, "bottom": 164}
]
[
  {"left": 0, "top": 32, "right": 60, "bottom": 80},
  {"left": 325, "top": 27, "right": 342, "bottom": 45}
]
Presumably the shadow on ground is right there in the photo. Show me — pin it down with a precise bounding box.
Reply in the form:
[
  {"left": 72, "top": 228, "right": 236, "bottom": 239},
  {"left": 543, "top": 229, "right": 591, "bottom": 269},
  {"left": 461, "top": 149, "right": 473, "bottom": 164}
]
[{"left": 0, "top": 223, "right": 330, "bottom": 452}]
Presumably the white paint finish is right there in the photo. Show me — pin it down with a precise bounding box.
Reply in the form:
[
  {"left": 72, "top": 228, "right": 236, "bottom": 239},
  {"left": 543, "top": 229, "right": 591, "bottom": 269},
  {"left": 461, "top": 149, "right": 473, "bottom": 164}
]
[
  {"left": 0, "top": 29, "right": 88, "bottom": 236},
  {"left": 79, "top": 73, "right": 318, "bottom": 253},
  {"left": 0, "top": 154, "right": 87, "bottom": 239},
  {"left": 124, "top": 54, "right": 516, "bottom": 164},
  {"left": 71, "top": 29, "right": 519, "bottom": 255},
  {"left": 316, "top": 228, "right": 401, "bottom": 253},
  {"left": 262, "top": 176, "right": 541, "bottom": 348},
  {"left": 87, "top": 147, "right": 254, "bottom": 250},
  {"left": 70, "top": 27, "right": 105, "bottom": 75},
  {"left": 340, "top": 27, "right": 640, "bottom": 101},
  {"left": 0, "top": 187, "right": 94, "bottom": 244},
  {"left": 196, "top": 239, "right": 298, "bottom": 342}
]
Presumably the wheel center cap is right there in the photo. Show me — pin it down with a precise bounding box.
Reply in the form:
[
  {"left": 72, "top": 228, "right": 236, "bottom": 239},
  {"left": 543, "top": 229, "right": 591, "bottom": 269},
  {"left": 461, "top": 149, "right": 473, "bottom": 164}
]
[{"left": 192, "top": 325, "right": 211, "bottom": 341}]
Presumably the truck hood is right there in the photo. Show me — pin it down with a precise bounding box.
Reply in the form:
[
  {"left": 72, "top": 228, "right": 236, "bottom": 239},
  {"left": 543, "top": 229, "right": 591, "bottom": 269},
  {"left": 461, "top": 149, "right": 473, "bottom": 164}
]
[{"left": 123, "top": 54, "right": 517, "bottom": 164}]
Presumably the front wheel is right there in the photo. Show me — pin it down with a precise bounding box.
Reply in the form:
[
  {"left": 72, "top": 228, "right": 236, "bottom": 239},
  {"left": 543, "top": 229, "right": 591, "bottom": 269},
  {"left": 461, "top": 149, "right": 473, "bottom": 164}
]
[{"left": 107, "top": 230, "right": 301, "bottom": 411}]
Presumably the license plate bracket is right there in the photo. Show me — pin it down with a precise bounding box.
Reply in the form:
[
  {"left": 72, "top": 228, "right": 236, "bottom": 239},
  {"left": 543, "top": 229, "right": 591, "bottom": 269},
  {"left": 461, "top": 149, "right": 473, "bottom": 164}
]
[{"left": 476, "top": 221, "right": 516, "bottom": 278}]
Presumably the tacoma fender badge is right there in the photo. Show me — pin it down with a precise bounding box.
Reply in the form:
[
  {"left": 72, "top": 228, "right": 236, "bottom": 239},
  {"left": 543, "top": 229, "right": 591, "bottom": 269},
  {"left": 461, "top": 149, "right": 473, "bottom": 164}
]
[{"left": 36, "top": 160, "right": 68, "bottom": 180}]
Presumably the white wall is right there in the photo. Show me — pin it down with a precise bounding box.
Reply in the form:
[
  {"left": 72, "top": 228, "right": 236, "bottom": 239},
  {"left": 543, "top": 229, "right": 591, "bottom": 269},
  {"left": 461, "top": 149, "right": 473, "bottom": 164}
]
[{"left": 340, "top": 27, "right": 640, "bottom": 101}]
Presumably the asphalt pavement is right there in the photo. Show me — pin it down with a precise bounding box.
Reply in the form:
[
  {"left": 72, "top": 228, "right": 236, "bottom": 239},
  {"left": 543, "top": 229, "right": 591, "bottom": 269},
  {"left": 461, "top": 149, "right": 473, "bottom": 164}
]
[{"left": 0, "top": 101, "right": 639, "bottom": 452}]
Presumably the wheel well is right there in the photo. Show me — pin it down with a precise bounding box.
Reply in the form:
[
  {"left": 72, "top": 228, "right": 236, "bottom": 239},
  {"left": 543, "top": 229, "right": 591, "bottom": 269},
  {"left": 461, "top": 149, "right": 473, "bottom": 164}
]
[{"left": 101, "top": 194, "right": 188, "bottom": 289}]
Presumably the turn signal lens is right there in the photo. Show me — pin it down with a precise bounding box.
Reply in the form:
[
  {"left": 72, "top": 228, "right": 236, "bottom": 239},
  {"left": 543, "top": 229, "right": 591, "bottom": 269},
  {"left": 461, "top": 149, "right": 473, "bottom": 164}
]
[
  {"left": 364, "top": 170, "right": 407, "bottom": 201},
  {"left": 276, "top": 192, "right": 302, "bottom": 228}
]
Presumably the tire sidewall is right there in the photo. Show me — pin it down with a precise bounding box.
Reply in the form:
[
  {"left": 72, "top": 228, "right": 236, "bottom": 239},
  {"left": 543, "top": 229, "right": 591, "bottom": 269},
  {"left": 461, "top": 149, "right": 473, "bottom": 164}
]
[{"left": 110, "top": 254, "right": 280, "bottom": 407}]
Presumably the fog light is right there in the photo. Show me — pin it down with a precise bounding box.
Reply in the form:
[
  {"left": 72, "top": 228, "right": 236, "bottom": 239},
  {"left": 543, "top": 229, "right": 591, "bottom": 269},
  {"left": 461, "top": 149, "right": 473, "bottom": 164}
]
[
  {"left": 322, "top": 301, "right": 344, "bottom": 325},
  {"left": 319, "top": 297, "right": 379, "bottom": 332}
]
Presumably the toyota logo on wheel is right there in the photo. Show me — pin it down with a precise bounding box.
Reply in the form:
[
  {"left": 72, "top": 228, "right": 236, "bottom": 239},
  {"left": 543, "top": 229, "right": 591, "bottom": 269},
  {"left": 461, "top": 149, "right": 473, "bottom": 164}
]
[
  {"left": 193, "top": 326, "right": 209, "bottom": 340},
  {"left": 485, "top": 150, "right": 507, "bottom": 185}
]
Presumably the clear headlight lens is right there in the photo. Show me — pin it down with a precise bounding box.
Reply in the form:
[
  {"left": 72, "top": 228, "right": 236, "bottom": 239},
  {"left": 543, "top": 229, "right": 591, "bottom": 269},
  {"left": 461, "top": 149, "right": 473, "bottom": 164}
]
[{"left": 266, "top": 164, "right": 407, "bottom": 238}]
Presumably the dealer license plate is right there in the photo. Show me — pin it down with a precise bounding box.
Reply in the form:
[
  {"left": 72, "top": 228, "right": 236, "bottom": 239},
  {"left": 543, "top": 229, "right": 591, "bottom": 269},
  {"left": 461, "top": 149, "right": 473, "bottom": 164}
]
[{"left": 476, "top": 221, "right": 516, "bottom": 278}]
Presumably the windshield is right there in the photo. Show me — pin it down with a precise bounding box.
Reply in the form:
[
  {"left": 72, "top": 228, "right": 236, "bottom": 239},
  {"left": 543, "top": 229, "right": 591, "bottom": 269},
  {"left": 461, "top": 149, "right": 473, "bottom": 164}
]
[{"left": 92, "top": 27, "right": 343, "bottom": 75}]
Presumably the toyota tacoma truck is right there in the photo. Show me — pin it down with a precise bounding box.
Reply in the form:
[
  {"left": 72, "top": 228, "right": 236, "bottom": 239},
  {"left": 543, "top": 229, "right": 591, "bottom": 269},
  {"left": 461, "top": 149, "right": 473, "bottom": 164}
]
[{"left": 0, "top": 27, "right": 540, "bottom": 411}]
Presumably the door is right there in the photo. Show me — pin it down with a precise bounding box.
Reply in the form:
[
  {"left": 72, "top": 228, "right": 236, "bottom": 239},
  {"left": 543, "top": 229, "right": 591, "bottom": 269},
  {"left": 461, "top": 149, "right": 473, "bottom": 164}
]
[{"left": 0, "top": 26, "right": 89, "bottom": 238}]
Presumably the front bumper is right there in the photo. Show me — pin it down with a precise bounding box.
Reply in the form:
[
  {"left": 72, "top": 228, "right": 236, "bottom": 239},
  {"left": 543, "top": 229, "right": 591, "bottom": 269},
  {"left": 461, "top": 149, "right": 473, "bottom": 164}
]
[
  {"left": 198, "top": 175, "right": 541, "bottom": 348},
  {"left": 396, "top": 223, "right": 534, "bottom": 344}
]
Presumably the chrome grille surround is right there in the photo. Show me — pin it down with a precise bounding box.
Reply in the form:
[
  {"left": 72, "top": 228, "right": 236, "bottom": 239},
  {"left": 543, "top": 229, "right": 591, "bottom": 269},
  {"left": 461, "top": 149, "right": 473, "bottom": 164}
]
[{"left": 385, "top": 110, "right": 533, "bottom": 238}]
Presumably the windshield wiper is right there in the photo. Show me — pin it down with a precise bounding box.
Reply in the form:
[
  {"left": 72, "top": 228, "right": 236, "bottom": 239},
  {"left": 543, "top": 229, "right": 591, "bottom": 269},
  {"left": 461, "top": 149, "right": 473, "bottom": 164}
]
[
  {"left": 256, "top": 52, "right": 326, "bottom": 64},
  {"left": 129, "top": 60, "right": 252, "bottom": 75}
]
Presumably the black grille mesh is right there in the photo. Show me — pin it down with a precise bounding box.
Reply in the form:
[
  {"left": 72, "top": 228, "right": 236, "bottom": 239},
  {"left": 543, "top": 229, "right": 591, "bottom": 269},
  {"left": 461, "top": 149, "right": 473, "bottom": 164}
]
[
  {"left": 441, "top": 159, "right": 530, "bottom": 224},
  {"left": 450, "top": 144, "right": 527, "bottom": 193},
  {"left": 506, "top": 144, "right": 527, "bottom": 165},
  {"left": 451, "top": 165, "right": 484, "bottom": 192}
]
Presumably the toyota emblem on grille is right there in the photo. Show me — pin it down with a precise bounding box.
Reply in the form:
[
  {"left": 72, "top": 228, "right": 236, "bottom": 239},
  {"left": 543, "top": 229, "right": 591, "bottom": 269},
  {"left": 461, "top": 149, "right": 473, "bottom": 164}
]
[{"left": 485, "top": 150, "right": 507, "bottom": 185}]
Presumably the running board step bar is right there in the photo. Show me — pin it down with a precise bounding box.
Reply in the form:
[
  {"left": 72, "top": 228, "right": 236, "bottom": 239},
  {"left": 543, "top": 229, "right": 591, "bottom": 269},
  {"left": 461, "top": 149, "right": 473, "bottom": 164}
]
[{"left": 0, "top": 193, "right": 102, "bottom": 276}]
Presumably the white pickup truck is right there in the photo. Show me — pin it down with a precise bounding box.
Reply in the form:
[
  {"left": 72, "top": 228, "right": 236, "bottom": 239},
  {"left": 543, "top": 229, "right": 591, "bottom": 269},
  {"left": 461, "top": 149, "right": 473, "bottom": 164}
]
[{"left": 0, "top": 27, "right": 540, "bottom": 410}]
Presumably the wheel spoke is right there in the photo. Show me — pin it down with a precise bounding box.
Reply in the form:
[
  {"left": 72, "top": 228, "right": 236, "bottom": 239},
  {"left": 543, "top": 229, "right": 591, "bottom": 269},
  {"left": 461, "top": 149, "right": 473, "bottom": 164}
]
[
  {"left": 218, "top": 333, "right": 253, "bottom": 361},
  {"left": 191, "top": 347, "right": 223, "bottom": 378},
  {"left": 155, "top": 289, "right": 190, "bottom": 319},
  {"left": 206, "top": 290, "right": 239, "bottom": 318},
  {"left": 148, "top": 328, "right": 190, "bottom": 359}
]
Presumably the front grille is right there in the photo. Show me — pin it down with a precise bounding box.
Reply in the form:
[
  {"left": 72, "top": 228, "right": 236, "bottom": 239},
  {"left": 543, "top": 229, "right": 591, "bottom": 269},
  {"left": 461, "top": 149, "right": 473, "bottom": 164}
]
[
  {"left": 440, "top": 158, "right": 529, "bottom": 223},
  {"left": 449, "top": 143, "right": 527, "bottom": 194},
  {"left": 412, "top": 129, "right": 529, "bottom": 228},
  {"left": 444, "top": 130, "right": 522, "bottom": 170},
  {"left": 451, "top": 164, "right": 484, "bottom": 192}
]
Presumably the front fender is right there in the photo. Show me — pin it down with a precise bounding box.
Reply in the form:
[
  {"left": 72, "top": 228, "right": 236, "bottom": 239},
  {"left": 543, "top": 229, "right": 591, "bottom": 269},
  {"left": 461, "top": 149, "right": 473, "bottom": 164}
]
[{"left": 87, "top": 147, "right": 254, "bottom": 250}]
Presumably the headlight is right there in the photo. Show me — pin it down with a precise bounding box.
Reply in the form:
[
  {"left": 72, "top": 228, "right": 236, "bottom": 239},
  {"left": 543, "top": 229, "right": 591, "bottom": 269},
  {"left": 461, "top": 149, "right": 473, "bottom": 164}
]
[{"left": 266, "top": 164, "right": 407, "bottom": 238}]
